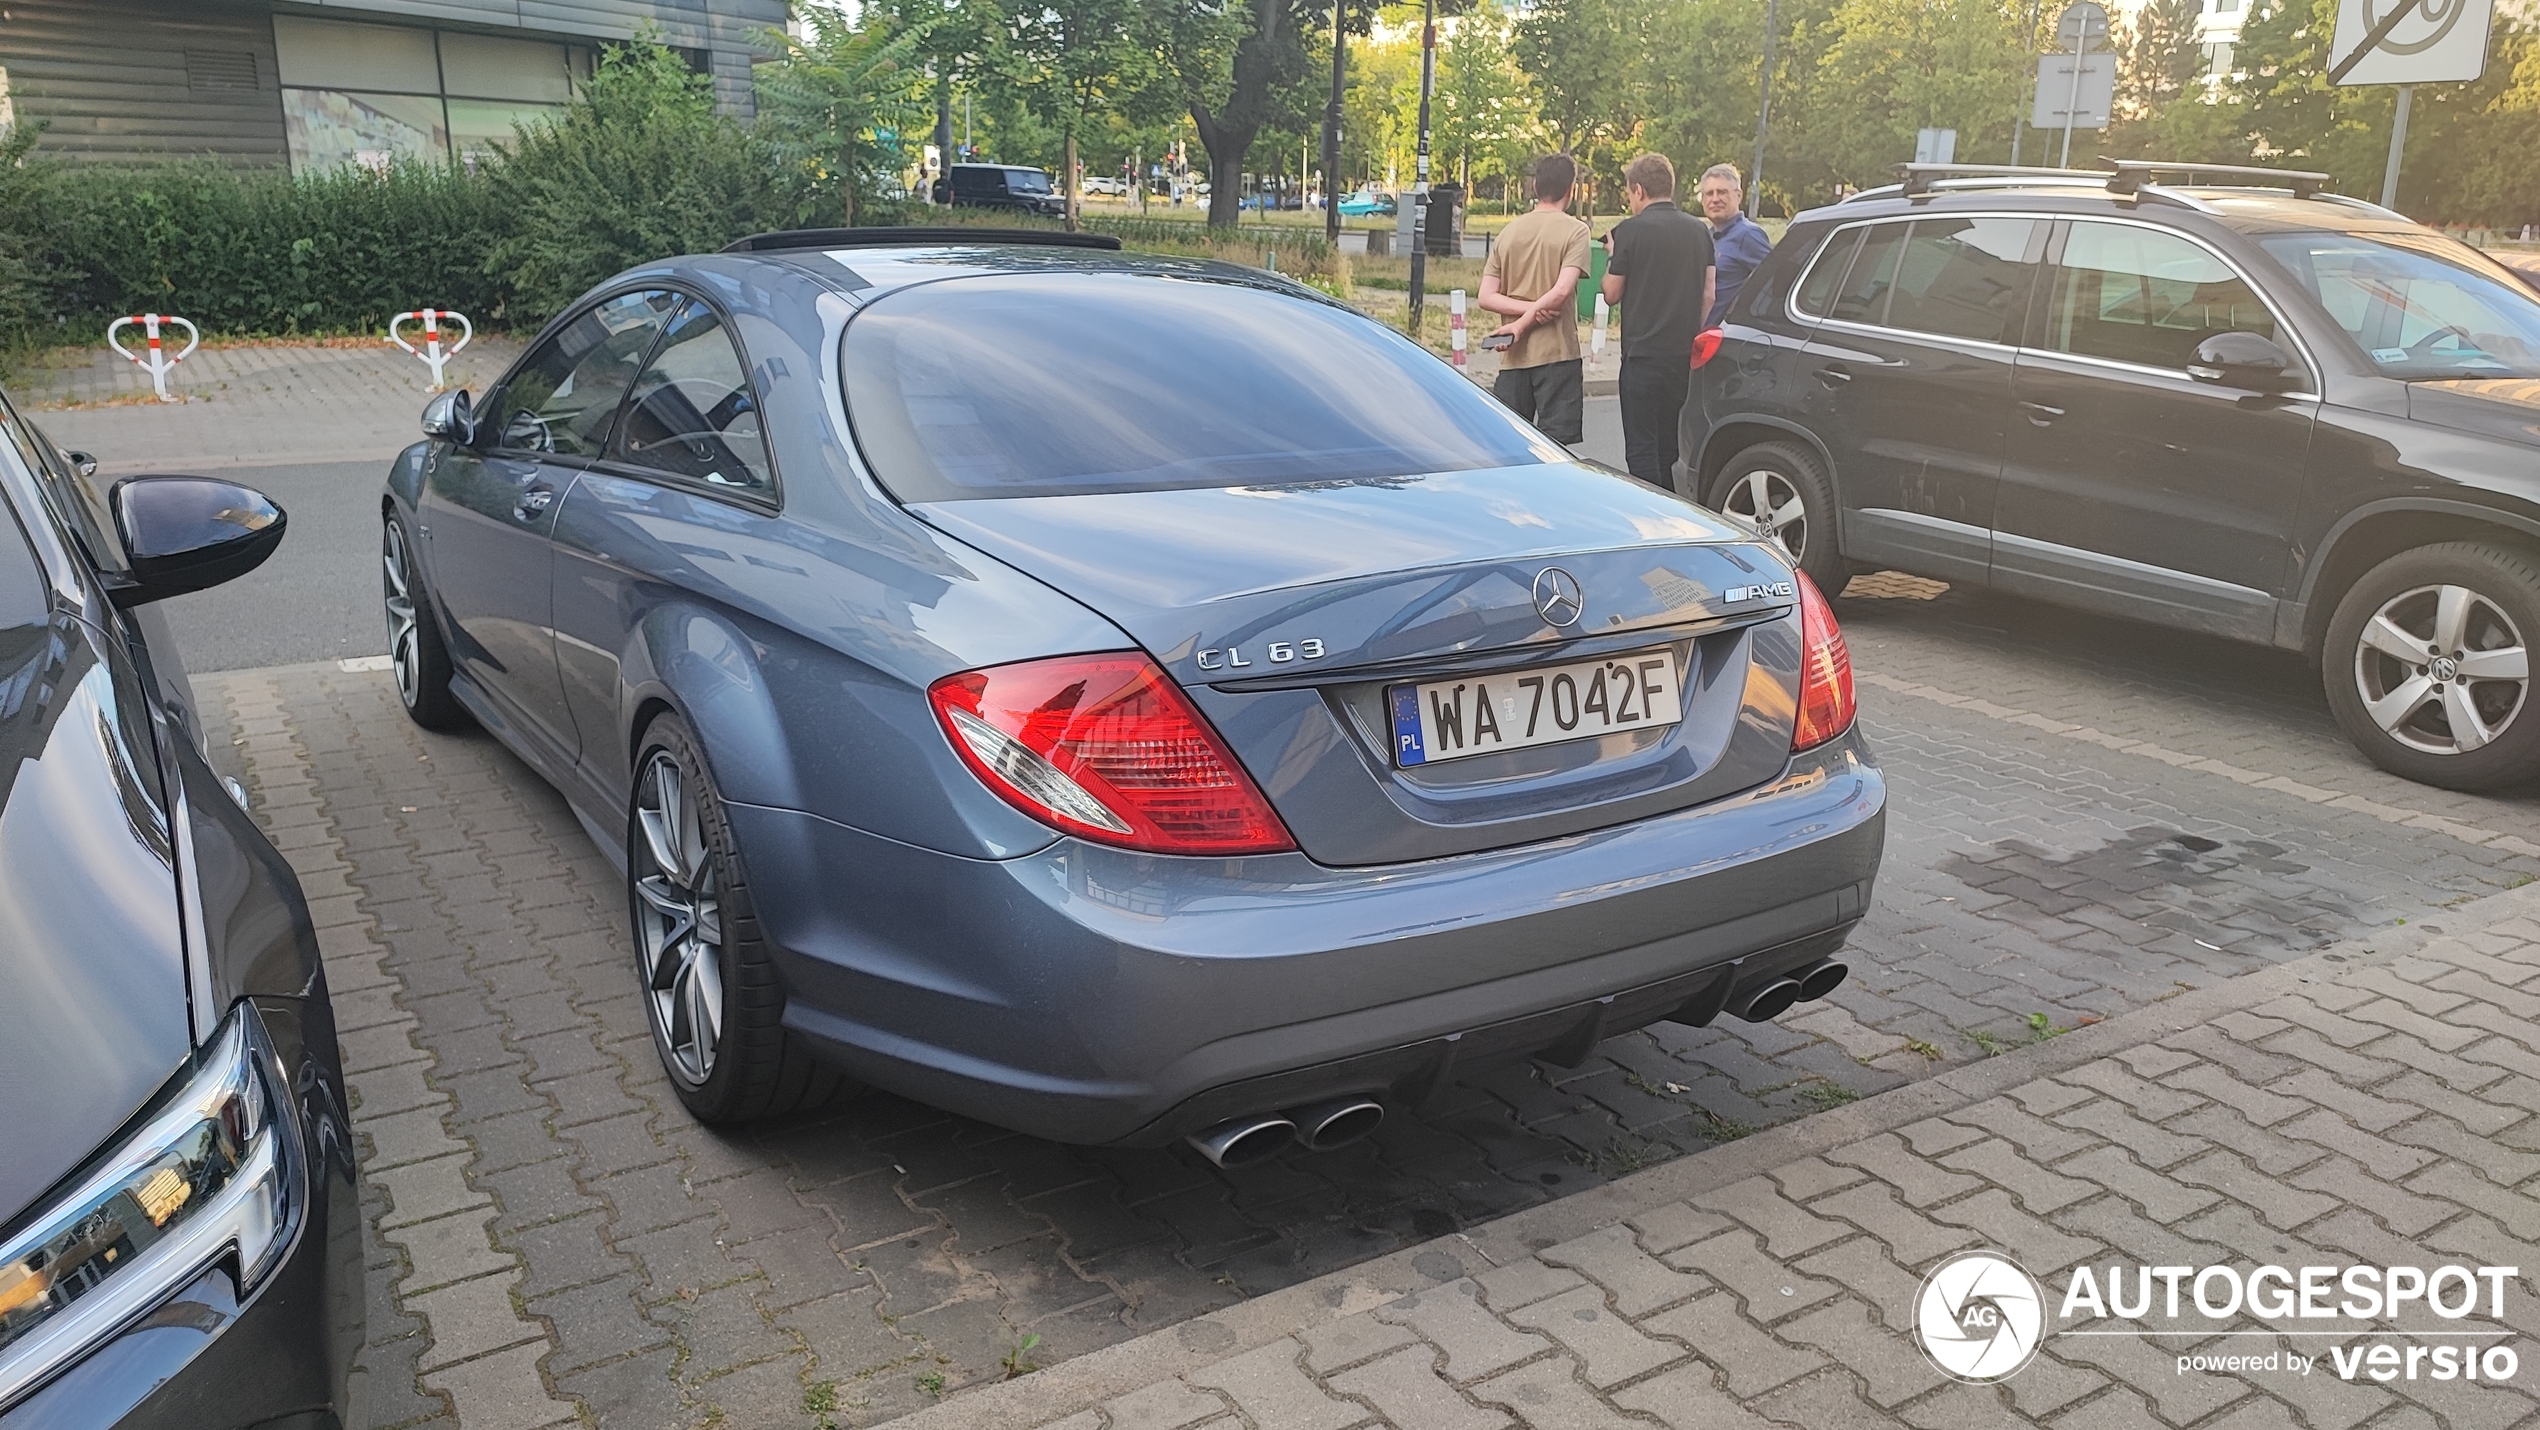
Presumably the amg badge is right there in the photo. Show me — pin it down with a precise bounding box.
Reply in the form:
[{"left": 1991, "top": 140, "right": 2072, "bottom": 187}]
[{"left": 1725, "top": 582, "right": 1796, "bottom": 602}]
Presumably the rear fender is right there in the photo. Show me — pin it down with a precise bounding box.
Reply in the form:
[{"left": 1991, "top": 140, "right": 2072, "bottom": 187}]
[{"left": 619, "top": 602, "right": 799, "bottom": 810}]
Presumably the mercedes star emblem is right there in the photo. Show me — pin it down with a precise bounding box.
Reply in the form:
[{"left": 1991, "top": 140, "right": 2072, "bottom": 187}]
[{"left": 1533, "top": 567, "right": 1584, "bottom": 628}]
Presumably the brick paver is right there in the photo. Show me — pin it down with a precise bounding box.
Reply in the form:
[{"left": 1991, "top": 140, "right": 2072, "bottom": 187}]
[{"left": 892, "top": 899, "right": 2540, "bottom": 1429}]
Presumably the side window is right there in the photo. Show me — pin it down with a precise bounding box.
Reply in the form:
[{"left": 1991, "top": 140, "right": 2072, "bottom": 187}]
[
  {"left": 1884, "top": 218, "right": 2039, "bottom": 343},
  {"left": 2046, "top": 223, "right": 2277, "bottom": 371},
  {"left": 611, "top": 299, "right": 775, "bottom": 495},
  {"left": 1794, "top": 229, "right": 1863, "bottom": 318},
  {"left": 483, "top": 290, "right": 677, "bottom": 457},
  {"left": 0, "top": 406, "right": 64, "bottom": 625},
  {"left": 1827, "top": 223, "right": 1909, "bottom": 325}
]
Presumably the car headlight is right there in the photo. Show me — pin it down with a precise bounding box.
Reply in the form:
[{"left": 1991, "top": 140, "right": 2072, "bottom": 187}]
[{"left": 0, "top": 1001, "right": 304, "bottom": 1410}]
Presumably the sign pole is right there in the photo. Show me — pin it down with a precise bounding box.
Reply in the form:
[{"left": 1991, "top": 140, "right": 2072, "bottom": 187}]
[
  {"left": 2059, "top": 32, "right": 2087, "bottom": 166},
  {"left": 1748, "top": 0, "right": 1779, "bottom": 219},
  {"left": 2380, "top": 84, "right": 2412, "bottom": 209}
]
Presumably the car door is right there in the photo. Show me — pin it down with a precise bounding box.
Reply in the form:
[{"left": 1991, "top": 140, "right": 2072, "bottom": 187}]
[
  {"left": 551, "top": 295, "right": 781, "bottom": 799},
  {"left": 422, "top": 288, "right": 676, "bottom": 764},
  {"left": 1798, "top": 215, "right": 2042, "bottom": 584},
  {"left": 1993, "top": 219, "right": 2319, "bottom": 643}
]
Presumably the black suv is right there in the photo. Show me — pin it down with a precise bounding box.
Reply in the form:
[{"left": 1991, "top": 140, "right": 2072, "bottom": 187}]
[
  {"left": 1683, "top": 160, "right": 2540, "bottom": 792},
  {"left": 934, "top": 163, "right": 1065, "bottom": 218}
]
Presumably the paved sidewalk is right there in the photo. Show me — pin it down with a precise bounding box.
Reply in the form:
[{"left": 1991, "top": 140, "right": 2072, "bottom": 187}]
[{"left": 886, "top": 890, "right": 2540, "bottom": 1430}]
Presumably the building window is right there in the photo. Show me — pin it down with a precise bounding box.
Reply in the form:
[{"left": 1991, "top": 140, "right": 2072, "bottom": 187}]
[{"left": 272, "top": 16, "right": 591, "bottom": 173}]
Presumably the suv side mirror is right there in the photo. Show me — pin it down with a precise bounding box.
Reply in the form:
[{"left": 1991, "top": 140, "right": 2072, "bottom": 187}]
[
  {"left": 107, "top": 476, "right": 287, "bottom": 608},
  {"left": 422, "top": 388, "right": 478, "bottom": 446},
  {"left": 2188, "top": 332, "right": 2299, "bottom": 392}
]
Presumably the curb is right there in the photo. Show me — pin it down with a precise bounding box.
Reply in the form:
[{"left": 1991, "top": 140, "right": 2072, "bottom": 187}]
[{"left": 875, "top": 879, "right": 2540, "bottom": 1428}]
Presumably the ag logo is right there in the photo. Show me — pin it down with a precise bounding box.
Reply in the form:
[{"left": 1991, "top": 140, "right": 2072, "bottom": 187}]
[{"left": 1915, "top": 1251, "right": 2045, "bottom": 1382}]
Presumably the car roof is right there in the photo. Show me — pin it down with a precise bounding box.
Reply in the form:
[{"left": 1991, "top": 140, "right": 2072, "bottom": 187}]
[{"left": 669, "top": 235, "right": 1327, "bottom": 310}]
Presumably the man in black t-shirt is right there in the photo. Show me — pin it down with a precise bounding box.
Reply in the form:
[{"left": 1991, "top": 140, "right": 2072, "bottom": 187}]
[{"left": 1601, "top": 153, "right": 1716, "bottom": 489}]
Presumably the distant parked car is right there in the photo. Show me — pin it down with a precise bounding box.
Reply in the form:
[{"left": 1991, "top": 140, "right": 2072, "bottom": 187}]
[
  {"left": 379, "top": 227, "right": 1882, "bottom": 1168},
  {"left": 0, "top": 387, "right": 359, "bottom": 1425},
  {"left": 1339, "top": 188, "right": 1398, "bottom": 217},
  {"left": 1082, "top": 175, "right": 1127, "bottom": 198},
  {"left": 934, "top": 163, "right": 1065, "bottom": 218}
]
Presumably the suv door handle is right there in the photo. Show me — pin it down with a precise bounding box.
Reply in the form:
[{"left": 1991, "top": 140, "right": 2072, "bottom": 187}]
[
  {"left": 1814, "top": 365, "right": 1852, "bottom": 387},
  {"left": 514, "top": 486, "right": 556, "bottom": 522},
  {"left": 2019, "top": 400, "right": 2065, "bottom": 425}
]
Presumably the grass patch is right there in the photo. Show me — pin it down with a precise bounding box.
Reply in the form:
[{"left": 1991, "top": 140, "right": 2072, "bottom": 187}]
[
  {"left": 1797, "top": 1082, "right": 1860, "bottom": 1109},
  {"left": 1001, "top": 1332, "right": 1043, "bottom": 1380}
]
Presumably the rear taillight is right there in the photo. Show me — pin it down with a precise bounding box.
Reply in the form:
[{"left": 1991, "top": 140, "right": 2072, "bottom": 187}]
[
  {"left": 1690, "top": 327, "right": 1724, "bottom": 369},
  {"left": 1790, "top": 571, "right": 1856, "bottom": 751},
  {"left": 929, "top": 652, "right": 1297, "bottom": 856}
]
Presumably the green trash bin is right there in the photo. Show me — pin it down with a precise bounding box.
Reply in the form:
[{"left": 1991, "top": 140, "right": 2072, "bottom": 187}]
[{"left": 1577, "top": 240, "right": 1607, "bottom": 321}]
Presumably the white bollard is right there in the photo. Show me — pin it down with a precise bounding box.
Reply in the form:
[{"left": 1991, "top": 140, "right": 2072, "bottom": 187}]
[
  {"left": 1591, "top": 294, "right": 1610, "bottom": 358},
  {"left": 388, "top": 308, "right": 474, "bottom": 390},
  {"left": 1450, "top": 289, "right": 1468, "bottom": 371},
  {"left": 107, "top": 313, "right": 201, "bottom": 403}
]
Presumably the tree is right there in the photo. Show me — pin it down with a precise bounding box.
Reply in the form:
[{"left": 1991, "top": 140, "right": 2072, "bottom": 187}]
[
  {"left": 1513, "top": 0, "right": 1640, "bottom": 203},
  {"left": 1147, "top": 0, "right": 1318, "bottom": 226},
  {"left": 1797, "top": 0, "right": 2027, "bottom": 186},
  {"left": 1434, "top": 10, "right": 1539, "bottom": 196},
  {"left": 1005, "top": 0, "right": 1154, "bottom": 226},
  {"left": 757, "top": 3, "right": 935, "bottom": 226}
]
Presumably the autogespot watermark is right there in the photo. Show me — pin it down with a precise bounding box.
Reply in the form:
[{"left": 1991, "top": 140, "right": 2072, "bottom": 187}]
[{"left": 1913, "top": 1252, "right": 2526, "bottom": 1386}]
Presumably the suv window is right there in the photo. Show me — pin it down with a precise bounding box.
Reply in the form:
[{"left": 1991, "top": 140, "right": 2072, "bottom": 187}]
[
  {"left": 484, "top": 290, "right": 677, "bottom": 457},
  {"left": 612, "top": 300, "right": 775, "bottom": 495},
  {"left": 2045, "top": 222, "right": 2277, "bottom": 371},
  {"left": 1885, "top": 218, "right": 2039, "bottom": 343},
  {"left": 1794, "top": 228, "right": 1862, "bottom": 318},
  {"left": 1827, "top": 222, "right": 1909, "bottom": 325},
  {"left": 842, "top": 273, "right": 1561, "bottom": 500},
  {"left": 2259, "top": 229, "right": 2540, "bottom": 380}
]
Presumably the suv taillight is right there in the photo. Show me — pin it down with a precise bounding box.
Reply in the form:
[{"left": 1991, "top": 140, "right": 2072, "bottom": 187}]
[
  {"left": 929, "top": 653, "right": 1297, "bottom": 855},
  {"left": 1690, "top": 327, "right": 1724, "bottom": 369},
  {"left": 1791, "top": 571, "right": 1857, "bottom": 751}
]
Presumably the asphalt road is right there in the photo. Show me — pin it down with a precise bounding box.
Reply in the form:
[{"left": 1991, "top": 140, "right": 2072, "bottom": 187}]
[{"left": 161, "top": 458, "right": 389, "bottom": 672}]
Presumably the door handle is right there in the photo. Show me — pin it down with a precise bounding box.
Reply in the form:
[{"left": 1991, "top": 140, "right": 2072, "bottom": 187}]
[
  {"left": 514, "top": 486, "right": 556, "bottom": 521},
  {"left": 1814, "top": 365, "right": 1852, "bottom": 387},
  {"left": 2019, "top": 400, "right": 2065, "bottom": 425}
]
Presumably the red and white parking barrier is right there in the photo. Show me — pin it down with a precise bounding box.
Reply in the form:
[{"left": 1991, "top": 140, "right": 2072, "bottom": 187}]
[
  {"left": 106, "top": 313, "right": 200, "bottom": 403},
  {"left": 1450, "top": 289, "right": 1468, "bottom": 371},
  {"left": 388, "top": 307, "right": 473, "bottom": 390}
]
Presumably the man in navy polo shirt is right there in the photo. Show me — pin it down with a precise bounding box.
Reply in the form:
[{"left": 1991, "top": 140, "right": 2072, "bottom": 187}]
[{"left": 1698, "top": 163, "right": 1775, "bottom": 327}]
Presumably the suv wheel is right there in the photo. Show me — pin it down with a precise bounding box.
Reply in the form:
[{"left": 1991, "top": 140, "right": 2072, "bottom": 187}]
[
  {"left": 2323, "top": 541, "right": 2540, "bottom": 792},
  {"left": 629, "top": 714, "right": 855, "bottom": 1122},
  {"left": 1709, "top": 442, "right": 1845, "bottom": 592}
]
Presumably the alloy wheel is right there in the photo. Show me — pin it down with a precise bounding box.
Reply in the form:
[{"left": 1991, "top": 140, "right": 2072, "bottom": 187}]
[
  {"left": 2352, "top": 583, "right": 2531, "bottom": 756},
  {"left": 633, "top": 751, "right": 725, "bottom": 1085},
  {"left": 1723, "top": 467, "right": 1808, "bottom": 563},
  {"left": 383, "top": 521, "right": 419, "bottom": 708}
]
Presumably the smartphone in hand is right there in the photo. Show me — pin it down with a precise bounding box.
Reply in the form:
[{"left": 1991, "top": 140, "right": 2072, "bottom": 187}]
[{"left": 1479, "top": 331, "right": 1515, "bottom": 351}]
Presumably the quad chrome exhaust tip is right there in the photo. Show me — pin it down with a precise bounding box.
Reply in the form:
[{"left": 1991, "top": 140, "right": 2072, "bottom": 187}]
[
  {"left": 1293, "top": 1097, "right": 1385, "bottom": 1151},
  {"left": 1186, "top": 1114, "right": 1296, "bottom": 1168}
]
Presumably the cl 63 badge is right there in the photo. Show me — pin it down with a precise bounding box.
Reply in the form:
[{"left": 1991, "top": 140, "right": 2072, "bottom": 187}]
[{"left": 1197, "top": 639, "right": 1326, "bottom": 672}]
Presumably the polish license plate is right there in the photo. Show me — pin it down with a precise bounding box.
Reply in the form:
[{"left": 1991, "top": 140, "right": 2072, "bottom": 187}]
[{"left": 1388, "top": 649, "right": 1683, "bottom": 767}]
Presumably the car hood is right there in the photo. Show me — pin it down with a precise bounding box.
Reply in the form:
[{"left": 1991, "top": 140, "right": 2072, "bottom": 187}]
[
  {"left": 0, "top": 618, "right": 193, "bottom": 1226},
  {"left": 911, "top": 461, "right": 1786, "bottom": 683},
  {"left": 2407, "top": 379, "right": 2540, "bottom": 448}
]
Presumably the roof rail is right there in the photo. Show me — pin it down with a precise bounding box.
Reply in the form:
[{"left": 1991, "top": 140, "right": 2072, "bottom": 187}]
[
  {"left": 2101, "top": 160, "right": 2331, "bottom": 198},
  {"left": 1894, "top": 163, "right": 2109, "bottom": 198},
  {"left": 723, "top": 227, "right": 1125, "bottom": 254}
]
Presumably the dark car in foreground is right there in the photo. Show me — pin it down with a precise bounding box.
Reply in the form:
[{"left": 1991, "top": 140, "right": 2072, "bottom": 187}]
[
  {"left": 382, "top": 228, "right": 1884, "bottom": 1167},
  {"left": 0, "top": 392, "right": 359, "bottom": 1425},
  {"left": 1685, "top": 160, "right": 2540, "bottom": 792}
]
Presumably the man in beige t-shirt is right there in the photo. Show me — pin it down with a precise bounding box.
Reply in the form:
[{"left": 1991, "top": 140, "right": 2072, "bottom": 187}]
[{"left": 1479, "top": 153, "right": 1592, "bottom": 443}]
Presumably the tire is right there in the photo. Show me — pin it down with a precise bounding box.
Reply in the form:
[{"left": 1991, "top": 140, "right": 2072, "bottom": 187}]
[
  {"left": 1706, "top": 441, "right": 1847, "bottom": 594},
  {"left": 628, "top": 713, "right": 853, "bottom": 1123},
  {"left": 2322, "top": 541, "right": 2540, "bottom": 793},
  {"left": 382, "top": 510, "right": 470, "bottom": 731}
]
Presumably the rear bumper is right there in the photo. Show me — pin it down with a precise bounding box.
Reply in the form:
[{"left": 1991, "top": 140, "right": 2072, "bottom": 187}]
[{"left": 734, "top": 728, "right": 1885, "bottom": 1146}]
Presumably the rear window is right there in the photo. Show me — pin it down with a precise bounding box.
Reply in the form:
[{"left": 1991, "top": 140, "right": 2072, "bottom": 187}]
[{"left": 841, "top": 272, "right": 1566, "bottom": 500}]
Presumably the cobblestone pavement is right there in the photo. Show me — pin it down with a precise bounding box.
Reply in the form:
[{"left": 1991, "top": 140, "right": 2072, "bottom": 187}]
[
  {"left": 195, "top": 553, "right": 2540, "bottom": 1429},
  {"left": 896, "top": 882, "right": 2540, "bottom": 1430}
]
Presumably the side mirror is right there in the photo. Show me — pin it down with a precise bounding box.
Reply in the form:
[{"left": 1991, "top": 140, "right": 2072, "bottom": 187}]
[
  {"left": 107, "top": 476, "right": 287, "bottom": 608},
  {"left": 2188, "top": 332, "right": 2299, "bottom": 391},
  {"left": 422, "top": 388, "right": 478, "bottom": 446}
]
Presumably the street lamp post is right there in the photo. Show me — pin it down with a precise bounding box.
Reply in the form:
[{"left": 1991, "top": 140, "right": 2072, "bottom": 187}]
[
  {"left": 1408, "top": 0, "right": 1436, "bottom": 334},
  {"left": 1325, "top": 0, "right": 1346, "bottom": 246},
  {"left": 1748, "top": 0, "right": 1778, "bottom": 219}
]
